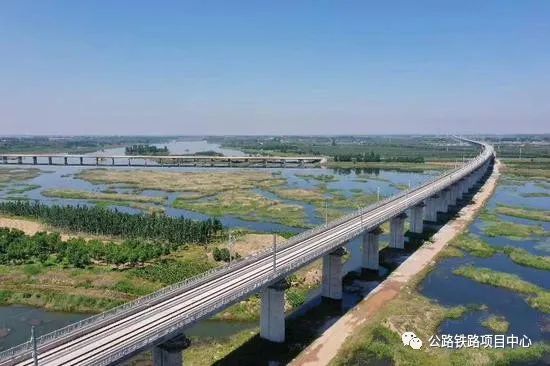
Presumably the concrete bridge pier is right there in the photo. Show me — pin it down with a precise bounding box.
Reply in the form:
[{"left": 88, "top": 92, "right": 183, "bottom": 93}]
[
  {"left": 424, "top": 195, "right": 439, "bottom": 222},
  {"left": 79, "top": 157, "right": 84, "bottom": 165},
  {"left": 153, "top": 333, "right": 191, "bottom": 366},
  {"left": 111, "top": 157, "right": 115, "bottom": 166},
  {"left": 260, "top": 279, "right": 291, "bottom": 343},
  {"left": 95, "top": 157, "right": 99, "bottom": 166},
  {"left": 322, "top": 246, "right": 347, "bottom": 300},
  {"left": 48, "top": 157, "right": 53, "bottom": 165},
  {"left": 409, "top": 203, "right": 425, "bottom": 233},
  {"left": 32, "top": 157, "right": 37, "bottom": 165},
  {"left": 456, "top": 180, "right": 464, "bottom": 201},
  {"left": 448, "top": 184, "right": 458, "bottom": 206},
  {"left": 362, "top": 227, "right": 382, "bottom": 272},
  {"left": 17, "top": 156, "right": 23, "bottom": 164},
  {"left": 2, "top": 156, "right": 7, "bottom": 164},
  {"left": 389, "top": 213, "right": 407, "bottom": 249},
  {"left": 438, "top": 189, "right": 450, "bottom": 214},
  {"left": 64, "top": 157, "right": 68, "bottom": 165}
]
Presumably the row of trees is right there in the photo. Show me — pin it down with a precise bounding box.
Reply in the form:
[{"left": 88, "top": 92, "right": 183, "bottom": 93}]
[
  {"left": 0, "top": 201, "right": 223, "bottom": 245},
  {"left": 0, "top": 228, "right": 170, "bottom": 267},
  {"left": 333, "top": 152, "right": 381, "bottom": 162},
  {"left": 384, "top": 156, "right": 425, "bottom": 163},
  {"left": 332, "top": 152, "right": 424, "bottom": 163},
  {"left": 125, "top": 144, "right": 169, "bottom": 155}
]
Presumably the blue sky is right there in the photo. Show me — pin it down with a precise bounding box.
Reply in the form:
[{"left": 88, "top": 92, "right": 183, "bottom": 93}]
[{"left": 0, "top": 1, "right": 548, "bottom": 135}]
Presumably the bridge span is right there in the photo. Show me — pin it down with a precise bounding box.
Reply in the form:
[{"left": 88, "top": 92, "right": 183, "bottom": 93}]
[
  {"left": 0, "top": 154, "right": 325, "bottom": 168},
  {"left": 0, "top": 140, "right": 495, "bottom": 366}
]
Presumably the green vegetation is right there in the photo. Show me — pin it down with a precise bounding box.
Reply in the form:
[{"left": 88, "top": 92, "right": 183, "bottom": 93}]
[
  {"left": 450, "top": 234, "right": 496, "bottom": 257},
  {"left": 0, "top": 200, "right": 222, "bottom": 244},
  {"left": 333, "top": 152, "right": 382, "bottom": 162},
  {"left": 41, "top": 188, "right": 167, "bottom": 204},
  {"left": 94, "top": 200, "right": 165, "bottom": 215},
  {"left": 192, "top": 150, "right": 224, "bottom": 156},
  {"left": 5, "top": 184, "right": 41, "bottom": 195},
  {"left": 483, "top": 221, "right": 546, "bottom": 239},
  {"left": 0, "top": 227, "right": 178, "bottom": 267},
  {"left": 482, "top": 315, "right": 510, "bottom": 333},
  {"left": 453, "top": 266, "right": 550, "bottom": 313},
  {"left": 333, "top": 289, "right": 550, "bottom": 366},
  {"left": 212, "top": 247, "right": 240, "bottom": 262},
  {"left": 445, "top": 304, "right": 487, "bottom": 319},
  {"left": 0, "top": 135, "right": 172, "bottom": 154},
  {"left": 125, "top": 144, "right": 169, "bottom": 155},
  {"left": 0, "top": 289, "right": 124, "bottom": 313},
  {"left": 296, "top": 173, "right": 338, "bottom": 182},
  {"left": 185, "top": 328, "right": 258, "bottom": 366},
  {"left": 521, "top": 192, "right": 550, "bottom": 198},
  {"left": 133, "top": 258, "right": 215, "bottom": 285},
  {"left": 174, "top": 189, "right": 307, "bottom": 228},
  {"left": 76, "top": 169, "right": 285, "bottom": 195},
  {"left": 0, "top": 168, "right": 42, "bottom": 183},
  {"left": 495, "top": 204, "right": 550, "bottom": 222},
  {"left": 502, "top": 247, "right": 550, "bottom": 271},
  {"left": 0, "top": 235, "right": 219, "bottom": 313},
  {"left": 209, "top": 135, "right": 478, "bottom": 161}
]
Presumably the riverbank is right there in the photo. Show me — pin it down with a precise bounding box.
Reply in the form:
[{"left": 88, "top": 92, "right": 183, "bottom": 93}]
[{"left": 291, "top": 160, "right": 503, "bottom": 366}]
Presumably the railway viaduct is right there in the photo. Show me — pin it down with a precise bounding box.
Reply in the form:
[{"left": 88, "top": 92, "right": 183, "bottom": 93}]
[{"left": 0, "top": 139, "right": 495, "bottom": 366}]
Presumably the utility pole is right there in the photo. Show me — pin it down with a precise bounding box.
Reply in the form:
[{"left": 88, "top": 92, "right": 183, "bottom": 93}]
[
  {"left": 31, "top": 326, "right": 38, "bottom": 366},
  {"left": 228, "top": 232, "right": 234, "bottom": 265},
  {"left": 272, "top": 234, "right": 277, "bottom": 272}
]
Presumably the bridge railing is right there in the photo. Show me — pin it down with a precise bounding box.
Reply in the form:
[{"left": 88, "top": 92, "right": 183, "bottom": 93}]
[{"left": 0, "top": 140, "right": 494, "bottom": 362}]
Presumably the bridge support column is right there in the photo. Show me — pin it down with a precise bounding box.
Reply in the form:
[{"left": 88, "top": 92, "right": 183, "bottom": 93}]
[
  {"left": 424, "top": 196, "right": 438, "bottom": 222},
  {"left": 2, "top": 156, "right": 7, "bottom": 164},
  {"left": 456, "top": 180, "right": 464, "bottom": 201},
  {"left": 322, "top": 247, "right": 347, "bottom": 300},
  {"left": 260, "top": 279, "right": 290, "bottom": 343},
  {"left": 111, "top": 157, "right": 115, "bottom": 166},
  {"left": 153, "top": 334, "right": 191, "bottom": 366},
  {"left": 389, "top": 213, "right": 407, "bottom": 249},
  {"left": 48, "top": 157, "right": 53, "bottom": 165},
  {"left": 80, "top": 157, "right": 84, "bottom": 165},
  {"left": 64, "top": 157, "right": 68, "bottom": 165},
  {"left": 362, "top": 227, "right": 382, "bottom": 271},
  {"left": 409, "top": 203, "right": 425, "bottom": 234},
  {"left": 95, "top": 157, "right": 99, "bottom": 166},
  {"left": 448, "top": 185, "right": 457, "bottom": 206},
  {"left": 32, "top": 156, "right": 37, "bottom": 165},
  {"left": 17, "top": 156, "right": 22, "bottom": 164},
  {"left": 438, "top": 189, "right": 450, "bottom": 214}
]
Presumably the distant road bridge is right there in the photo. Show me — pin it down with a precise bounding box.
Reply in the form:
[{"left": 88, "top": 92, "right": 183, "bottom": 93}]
[
  {"left": 0, "top": 139, "right": 495, "bottom": 366},
  {"left": 0, "top": 154, "right": 326, "bottom": 168}
]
